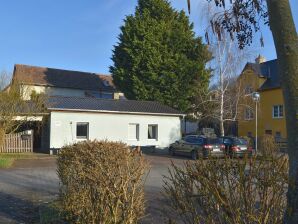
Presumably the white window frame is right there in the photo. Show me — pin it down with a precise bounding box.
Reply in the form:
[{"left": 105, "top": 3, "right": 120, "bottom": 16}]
[
  {"left": 272, "top": 105, "right": 284, "bottom": 118},
  {"left": 148, "top": 124, "right": 158, "bottom": 140},
  {"left": 128, "top": 123, "right": 139, "bottom": 141},
  {"left": 76, "top": 122, "right": 89, "bottom": 139},
  {"left": 244, "top": 108, "right": 254, "bottom": 120}
]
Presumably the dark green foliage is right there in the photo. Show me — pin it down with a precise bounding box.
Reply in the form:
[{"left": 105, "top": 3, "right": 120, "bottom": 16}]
[
  {"left": 57, "top": 140, "right": 148, "bottom": 224},
  {"left": 110, "top": 0, "right": 211, "bottom": 112}
]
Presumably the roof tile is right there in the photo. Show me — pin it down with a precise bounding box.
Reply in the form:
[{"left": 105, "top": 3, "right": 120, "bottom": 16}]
[
  {"left": 13, "top": 64, "right": 116, "bottom": 92},
  {"left": 47, "top": 96, "right": 184, "bottom": 115}
]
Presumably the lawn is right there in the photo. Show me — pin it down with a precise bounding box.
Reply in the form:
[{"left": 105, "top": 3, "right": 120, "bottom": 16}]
[{"left": 0, "top": 153, "right": 38, "bottom": 168}]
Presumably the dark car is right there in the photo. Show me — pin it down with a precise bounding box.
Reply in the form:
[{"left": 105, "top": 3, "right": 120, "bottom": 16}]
[
  {"left": 169, "top": 135, "right": 225, "bottom": 160},
  {"left": 219, "top": 136, "right": 253, "bottom": 157}
]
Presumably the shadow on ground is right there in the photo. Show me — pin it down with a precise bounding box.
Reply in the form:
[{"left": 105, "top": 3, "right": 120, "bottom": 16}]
[{"left": 0, "top": 191, "right": 39, "bottom": 223}]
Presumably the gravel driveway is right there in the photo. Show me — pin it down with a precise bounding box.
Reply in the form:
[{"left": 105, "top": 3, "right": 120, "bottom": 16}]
[{"left": 0, "top": 152, "right": 188, "bottom": 224}]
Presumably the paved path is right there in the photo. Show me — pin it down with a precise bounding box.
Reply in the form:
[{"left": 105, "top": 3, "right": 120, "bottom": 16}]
[
  {"left": 0, "top": 153, "right": 188, "bottom": 224},
  {"left": 0, "top": 157, "right": 59, "bottom": 224}
]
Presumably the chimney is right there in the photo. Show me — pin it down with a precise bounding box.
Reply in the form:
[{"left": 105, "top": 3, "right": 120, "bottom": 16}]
[{"left": 255, "top": 54, "right": 266, "bottom": 64}]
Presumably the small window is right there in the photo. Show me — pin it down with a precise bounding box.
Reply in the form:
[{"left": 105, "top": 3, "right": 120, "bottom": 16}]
[
  {"left": 186, "top": 136, "right": 203, "bottom": 144},
  {"left": 128, "top": 123, "right": 139, "bottom": 140},
  {"left": 272, "top": 105, "right": 283, "bottom": 118},
  {"left": 247, "top": 132, "right": 252, "bottom": 137},
  {"left": 244, "top": 108, "right": 254, "bottom": 120},
  {"left": 275, "top": 131, "right": 281, "bottom": 139},
  {"left": 76, "top": 122, "right": 89, "bottom": 139},
  {"left": 148, "top": 124, "right": 158, "bottom": 140},
  {"left": 207, "top": 138, "right": 220, "bottom": 144},
  {"left": 245, "top": 85, "right": 253, "bottom": 94},
  {"left": 223, "top": 138, "right": 232, "bottom": 145},
  {"left": 265, "top": 130, "right": 273, "bottom": 135}
]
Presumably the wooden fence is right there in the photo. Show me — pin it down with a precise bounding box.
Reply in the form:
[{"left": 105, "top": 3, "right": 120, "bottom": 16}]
[{"left": 0, "top": 130, "right": 33, "bottom": 153}]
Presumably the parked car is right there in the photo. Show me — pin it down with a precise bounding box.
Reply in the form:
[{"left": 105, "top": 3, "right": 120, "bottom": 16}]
[
  {"left": 219, "top": 136, "right": 253, "bottom": 157},
  {"left": 169, "top": 135, "right": 225, "bottom": 159}
]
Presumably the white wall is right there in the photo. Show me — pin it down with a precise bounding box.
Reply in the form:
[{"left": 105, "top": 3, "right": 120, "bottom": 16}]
[{"left": 49, "top": 111, "right": 181, "bottom": 149}]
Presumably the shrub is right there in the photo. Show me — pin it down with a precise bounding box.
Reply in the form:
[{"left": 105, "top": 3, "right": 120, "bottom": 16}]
[
  {"left": 164, "top": 155, "right": 288, "bottom": 224},
  {"left": 259, "top": 134, "right": 279, "bottom": 157},
  {"left": 57, "top": 140, "right": 148, "bottom": 224}
]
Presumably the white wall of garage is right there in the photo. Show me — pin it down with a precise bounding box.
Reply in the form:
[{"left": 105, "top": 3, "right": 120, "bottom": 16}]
[{"left": 49, "top": 111, "right": 182, "bottom": 149}]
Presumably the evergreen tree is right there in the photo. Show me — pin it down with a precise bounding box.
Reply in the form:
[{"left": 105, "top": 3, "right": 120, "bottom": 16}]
[{"left": 110, "top": 0, "right": 211, "bottom": 112}]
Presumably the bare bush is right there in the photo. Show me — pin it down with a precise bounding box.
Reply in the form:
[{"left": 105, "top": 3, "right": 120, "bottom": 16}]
[
  {"left": 164, "top": 155, "right": 288, "bottom": 224},
  {"left": 57, "top": 140, "right": 148, "bottom": 224},
  {"left": 259, "top": 135, "right": 279, "bottom": 157},
  {"left": 0, "top": 72, "right": 46, "bottom": 138}
]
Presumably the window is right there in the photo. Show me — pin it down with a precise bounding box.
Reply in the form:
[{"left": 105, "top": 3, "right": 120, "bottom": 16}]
[
  {"left": 247, "top": 132, "right": 252, "bottom": 137},
  {"left": 223, "top": 138, "right": 232, "bottom": 145},
  {"left": 128, "top": 124, "right": 139, "bottom": 140},
  {"left": 234, "top": 138, "right": 248, "bottom": 145},
  {"left": 185, "top": 136, "right": 203, "bottom": 144},
  {"left": 265, "top": 130, "right": 273, "bottom": 135},
  {"left": 76, "top": 122, "right": 89, "bottom": 139},
  {"left": 272, "top": 105, "right": 284, "bottom": 118},
  {"left": 148, "top": 124, "right": 158, "bottom": 140},
  {"left": 244, "top": 85, "right": 253, "bottom": 95},
  {"left": 244, "top": 108, "right": 254, "bottom": 120},
  {"left": 275, "top": 131, "right": 281, "bottom": 139},
  {"left": 207, "top": 138, "right": 220, "bottom": 144}
]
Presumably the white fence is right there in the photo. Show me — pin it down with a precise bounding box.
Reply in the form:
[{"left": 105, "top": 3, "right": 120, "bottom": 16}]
[{"left": 0, "top": 130, "right": 33, "bottom": 153}]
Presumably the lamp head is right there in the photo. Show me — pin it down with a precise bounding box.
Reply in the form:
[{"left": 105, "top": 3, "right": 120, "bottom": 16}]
[{"left": 252, "top": 92, "right": 260, "bottom": 102}]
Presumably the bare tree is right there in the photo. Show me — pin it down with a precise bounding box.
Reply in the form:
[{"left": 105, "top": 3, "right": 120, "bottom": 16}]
[
  {"left": 187, "top": 0, "right": 297, "bottom": 222},
  {"left": 0, "top": 74, "right": 46, "bottom": 145},
  {"left": 193, "top": 21, "right": 253, "bottom": 136},
  {"left": 0, "top": 70, "right": 10, "bottom": 91}
]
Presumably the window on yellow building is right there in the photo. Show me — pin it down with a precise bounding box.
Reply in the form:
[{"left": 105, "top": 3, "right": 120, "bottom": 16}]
[
  {"left": 244, "top": 85, "right": 253, "bottom": 95},
  {"left": 275, "top": 131, "right": 281, "bottom": 139},
  {"left": 272, "top": 105, "right": 283, "bottom": 118},
  {"left": 244, "top": 108, "right": 254, "bottom": 120}
]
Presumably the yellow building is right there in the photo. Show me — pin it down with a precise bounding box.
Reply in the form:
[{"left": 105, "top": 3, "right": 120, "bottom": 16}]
[{"left": 237, "top": 56, "right": 287, "bottom": 139}]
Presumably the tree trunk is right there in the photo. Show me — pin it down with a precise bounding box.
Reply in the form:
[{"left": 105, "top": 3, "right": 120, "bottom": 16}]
[
  {"left": 266, "top": 0, "right": 298, "bottom": 223},
  {"left": 219, "top": 42, "right": 225, "bottom": 137},
  {"left": 220, "top": 91, "right": 225, "bottom": 136}
]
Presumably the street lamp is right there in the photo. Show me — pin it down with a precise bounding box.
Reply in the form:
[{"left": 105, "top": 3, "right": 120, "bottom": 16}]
[{"left": 252, "top": 92, "right": 260, "bottom": 153}]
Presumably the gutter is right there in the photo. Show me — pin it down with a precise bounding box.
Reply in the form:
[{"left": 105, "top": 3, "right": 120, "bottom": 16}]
[{"left": 48, "top": 108, "right": 185, "bottom": 117}]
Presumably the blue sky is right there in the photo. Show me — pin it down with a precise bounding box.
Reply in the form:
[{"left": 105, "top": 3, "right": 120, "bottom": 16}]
[{"left": 0, "top": 0, "right": 297, "bottom": 75}]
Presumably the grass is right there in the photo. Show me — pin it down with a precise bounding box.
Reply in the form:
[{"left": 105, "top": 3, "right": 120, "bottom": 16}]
[
  {"left": 0, "top": 153, "right": 38, "bottom": 169},
  {"left": 0, "top": 158, "right": 14, "bottom": 168}
]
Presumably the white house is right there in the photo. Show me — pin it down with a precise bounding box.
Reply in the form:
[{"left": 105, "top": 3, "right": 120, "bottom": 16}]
[
  {"left": 42, "top": 96, "right": 184, "bottom": 150},
  {"left": 4, "top": 64, "right": 184, "bottom": 151}
]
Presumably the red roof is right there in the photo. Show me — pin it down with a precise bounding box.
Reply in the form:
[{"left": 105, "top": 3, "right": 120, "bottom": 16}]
[{"left": 13, "top": 64, "right": 116, "bottom": 92}]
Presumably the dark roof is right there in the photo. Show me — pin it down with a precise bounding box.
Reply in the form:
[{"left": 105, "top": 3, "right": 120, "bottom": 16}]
[
  {"left": 244, "top": 59, "right": 280, "bottom": 90},
  {"left": 13, "top": 64, "right": 116, "bottom": 92},
  {"left": 47, "top": 96, "right": 184, "bottom": 116}
]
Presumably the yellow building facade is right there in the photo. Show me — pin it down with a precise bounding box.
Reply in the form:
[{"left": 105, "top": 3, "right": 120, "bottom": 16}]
[{"left": 237, "top": 57, "right": 287, "bottom": 139}]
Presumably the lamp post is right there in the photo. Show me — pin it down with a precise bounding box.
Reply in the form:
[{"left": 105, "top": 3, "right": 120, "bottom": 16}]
[{"left": 252, "top": 92, "right": 260, "bottom": 153}]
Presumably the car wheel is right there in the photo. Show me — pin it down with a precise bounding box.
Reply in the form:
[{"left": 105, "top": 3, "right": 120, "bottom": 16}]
[
  {"left": 191, "top": 150, "right": 198, "bottom": 160},
  {"left": 169, "top": 147, "right": 175, "bottom": 156}
]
